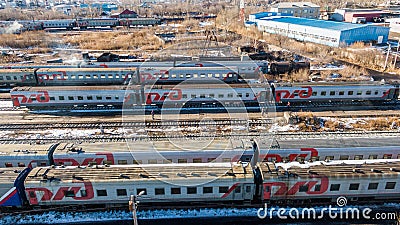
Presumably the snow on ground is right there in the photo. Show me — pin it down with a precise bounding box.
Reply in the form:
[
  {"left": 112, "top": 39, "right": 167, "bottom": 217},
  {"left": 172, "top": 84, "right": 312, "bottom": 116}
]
[
  {"left": 268, "top": 123, "right": 299, "bottom": 132},
  {"left": 2, "top": 204, "right": 400, "bottom": 224}
]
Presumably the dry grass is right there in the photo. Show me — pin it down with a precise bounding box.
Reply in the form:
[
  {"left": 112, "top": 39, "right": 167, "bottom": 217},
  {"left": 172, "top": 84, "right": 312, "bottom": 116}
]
[
  {"left": 62, "top": 31, "right": 163, "bottom": 50},
  {"left": 0, "top": 31, "right": 52, "bottom": 48}
]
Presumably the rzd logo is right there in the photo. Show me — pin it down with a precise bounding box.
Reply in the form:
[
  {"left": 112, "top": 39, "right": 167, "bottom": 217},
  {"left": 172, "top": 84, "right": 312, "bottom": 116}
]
[
  {"left": 145, "top": 89, "right": 182, "bottom": 104},
  {"left": 11, "top": 91, "right": 50, "bottom": 107},
  {"left": 263, "top": 176, "right": 329, "bottom": 199},
  {"left": 275, "top": 86, "right": 312, "bottom": 102}
]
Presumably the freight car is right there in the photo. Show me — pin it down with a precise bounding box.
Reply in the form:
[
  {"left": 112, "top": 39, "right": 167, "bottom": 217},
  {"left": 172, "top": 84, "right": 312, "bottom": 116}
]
[
  {"left": 1, "top": 139, "right": 400, "bottom": 168},
  {"left": 1, "top": 159, "right": 400, "bottom": 209},
  {"left": 269, "top": 61, "right": 310, "bottom": 75}
]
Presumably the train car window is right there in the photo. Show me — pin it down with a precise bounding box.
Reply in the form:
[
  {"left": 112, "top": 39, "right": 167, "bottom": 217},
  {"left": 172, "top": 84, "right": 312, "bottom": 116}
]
[
  {"left": 93, "top": 75, "right": 98, "bottom": 79},
  {"left": 191, "top": 94, "right": 196, "bottom": 98},
  {"left": 101, "top": 75, "right": 106, "bottom": 79},
  {"left": 115, "top": 96, "right": 119, "bottom": 100},
  {"left": 133, "top": 160, "right": 142, "bottom": 164},
  {"left": 178, "top": 159, "right": 187, "bottom": 163},
  {"left": 339, "top": 155, "right": 349, "bottom": 160},
  {"left": 106, "top": 96, "right": 112, "bottom": 100},
  {"left": 312, "top": 92, "right": 317, "bottom": 96},
  {"left": 354, "top": 155, "right": 363, "bottom": 160},
  {"left": 299, "top": 185, "right": 308, "bottom": 192},
  {"left": 218, "top": 94, "right": 224, "bottom": 98},
  {"left": 71, "top": 75, "right": 76, "bottom": 79},
  {"left": 96, "top": 190, "right": 107, "bottom": 196},
  {"left": 68, "top": 96, "right": 74, "bottom": 101},
  {"left": 39, "top": 96, "right": 47, "bottom": 101},
  {"left": 209, "top": 94, "right": 215, "bottom": 98},
  {"left": 13, "top": 76, "right": 17, "bottom": 80},
  {"left": 357, "top": 91, "right": 362, "bottom": 95},
  {"left": 80, "top": 190, "right": 87, "bottom": 197},
  {"left": 234, "top": 186, "right": 241, "bottom": 193},
  {"left": 228, "top": 74, "right": 233, "bottom": 78},
  {"left": 18, "top": 162, "right": 25, "bottom": 167},
  {"left": 227, "top": 93, "right": 233, "bottom": 98},
  {"left": 237, "top": 93, "right": 243, "bottom": 98},
  {"left": 115, "top": 75, "right": 120, "bottom": 79},
  {"left": 368, "top": 183, "right": 379, "bottom": 190},
  {"left": 118, "top": 160, "right": 127, "bottom": 165},
  {"left": 223, "top": 74, "right": 227, "bottom": 78},
  {"left": 374, "top": 90, "right": 379, "bottom": 95},
  {"left": 314, "top": 184, "right": 321, "bottom": 192},
  {"left": 6, "top": 76, "right": 11, "bottom": 80},
  {"left": 77, "top": 96, "right": 84, "bottom": 100},
  {"left": 385, "top": 182, "right": 396, "bottom": 189},
  {"left": 103, "top": 160, "right": 112, "bottom": 165},
  {"left": 208, "top": 73, "right": 213, "bottom": 78},
  {"left": 203, "top": 187, "right": 213, "bottom": 194},
  {"left": 321, "top": 91, "right": 326, "bottom": 96},
  {"left": 219, "top": 186, "right": 229, "bottom": 193},
  {"left": 117, "top": 189, "right": 127, "bottom": 196},
  {"left": 330, "top": 184, "right": 340, "bottom": 191},
  {"left": 78, "top": 75, "right": 83, "bottom": 79},
  {"left": 383, "top": 154, "right": 392, "bottom": 159},
  {"left": 339, "top": 91, "right": 344, "bottom": 96},
  {"left": 192, "top": 73, "right": 198, "bottom": 78},
  {"left": 200, "top": 94, "right": 206, "bottom": 98},
  {"left": 171, "top": 188, "right": 181, "bottom": 195},
  {"left": 398, "top": 154, "right": 400, "bottom": 159},
  {"left": 208, "top": 158, "right": 216, "bottom": 162},
  {"left": 349, "top": 183, "right": 359, "bottom": 190},
  {"left": 193, "top": 158, "right": 202, "bottom": 163},
  {"left": 200, "top": 74, "right": 206, "bottom": 78},
  {"left": 179, "top": 74, "right": 184, "bottom": 78},
  {"left": 368, "top": 155, "right": 377, "bottom": 159},
  {"left": 325, "top": 156, "right": 334, "bottom": 161},
  {"left": 329, "top": 91, "right": 335, "bottom": 96},
  {"left": 85, "top": 75, "right": 91, "bottom": 79},
  {"left": 108, "top": 74, "right": 113, "bottom": 79},
  {"left": 186, "top": 74, "right": 191, "bottom": 78},
  {"left": 64, "top": 190, "right": 75, "bottom": 197},
  {"left": 96, "top": 96, "right": 102, "bottom": 100},
  {"left": 163, "top": 159, "right": 172, "bottom": 163},
  {"left": 20, "top": 75, "right": 24, "bottom": 80},
  {"left": 50, "top": 97, "right": 55, "bottom": 101},
  {"left": 246, "top": 186, "right": 251, "bottom": 193},
  {"left": 182, "top": 94, "right": 187, "bottom": 98},
  {"left": 5, "top": 162, "right": 12, "bottom": 167},
  {"left": 215, "top": 74, "right": 220, "bottom": 78},
  {"left": 187, "top": 187, "right": 197, "bottom": 194},
  {"left": 348, "top": 91, "right": 354, "bottom": 95},
  {"left": 164, "top": 74, "right": 169, "bottom": 78},
  {"left": 148, "top": 159, "right": 157, "bottom": 164},
  {"left": 223, "top": 158, "right": 231, "bottom": 162},
  {"left": 171, "top": 74, "right": 177, "bottom": 78},
  {"left": 59, "top": 96, "right": 65, "bottom": 101},
  {"left": 311, "top": 156, "right": 319, "bottom": 161},
  {"left": 0, "top": 76, "right": 3, "bottom": 80},
  {"left": 155, "top": 188, "right": 165, "bottom": 195},
  {"left": 366, "top": 91, "right": 371, "bottom": 95},
  {"left": 86, "top": 96, "right": 93, "bottom": 100}
]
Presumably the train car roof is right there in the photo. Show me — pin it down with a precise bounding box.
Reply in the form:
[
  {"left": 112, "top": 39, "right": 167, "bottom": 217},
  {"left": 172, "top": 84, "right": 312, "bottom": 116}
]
[
  {"left": 25, "top": 162, "right": 252, "bottom": 183},
  {"left": 11, "top": 85, "right": 139, "bottom": 92},
  {"left": 0, "top": 167, "right": 23, "bottom": 184},
  {"left": 0, "top": 69, "right": 35, "bottom": 73},
  {"left": 0, "top": 143, "right": 58, "bottom": 156},
  {"left": 273, "top": 81, "right": 393, "bottom": 87},
  {"left": 272, "top": 160, "right": 400, "bottom": 178},
  {"left": 60, "top": 139, "right": 248, "bottom": 154},
  {"left": 36, "top": 67, "right": 137, "bottom": 72}
]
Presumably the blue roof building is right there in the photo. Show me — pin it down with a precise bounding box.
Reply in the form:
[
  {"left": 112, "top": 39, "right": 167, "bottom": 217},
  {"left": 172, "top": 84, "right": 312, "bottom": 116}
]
[{"left": 252, "top": 15, "right": 390, "bottom": 47}]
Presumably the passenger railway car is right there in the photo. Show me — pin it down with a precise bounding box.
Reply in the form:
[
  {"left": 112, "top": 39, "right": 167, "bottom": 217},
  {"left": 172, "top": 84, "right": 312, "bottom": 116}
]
[
  {"left": 1, "top": 139, "right": 400, "bottom": 168},
  {"left": 10, "top": 82, "right": 400, "bottom": 113},
  {"left": 1, "top": 160, "right": 400, "bottom": 208}
]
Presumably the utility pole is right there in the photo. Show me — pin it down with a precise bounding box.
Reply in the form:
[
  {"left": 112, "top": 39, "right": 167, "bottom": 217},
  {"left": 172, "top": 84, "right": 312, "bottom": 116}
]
[
  {"left": 129, "top": 191, "right": 145, "bottom": 225},
  {"left": 394, "top": 39, "right": 400, "bottom": 68},
  {"left": 384, "top": 42, "right": 391, "bottom": 71}
]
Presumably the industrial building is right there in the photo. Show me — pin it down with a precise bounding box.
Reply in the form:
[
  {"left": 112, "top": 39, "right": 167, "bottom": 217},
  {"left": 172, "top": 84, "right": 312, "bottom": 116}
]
[
  {"left": 269, "top": 2, "right": 320, "bottom": 19},
  {"left": 332, "top": 8, "right": 387, "bottom": 23},
  {"left": 251, "top": 15, "right": 390, "bottom": 47}
]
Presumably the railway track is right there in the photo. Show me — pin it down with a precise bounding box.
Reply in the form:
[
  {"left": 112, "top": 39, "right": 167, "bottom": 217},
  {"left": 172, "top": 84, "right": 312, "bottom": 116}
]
[
  {"left": 0, "top": 131, "right": 399, "bottom": 144},
  {"left": 0, "top": 118, "right": 273, "bottom": 130}
]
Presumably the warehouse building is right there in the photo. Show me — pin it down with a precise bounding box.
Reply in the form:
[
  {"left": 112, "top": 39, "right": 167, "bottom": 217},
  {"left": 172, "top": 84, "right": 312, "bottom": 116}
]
[
  {"left": 254, "top": 16, "right": 390, "bottom": 47},
  {"left": 269, "top": 2, "right": 320, "bottom": 19}
]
